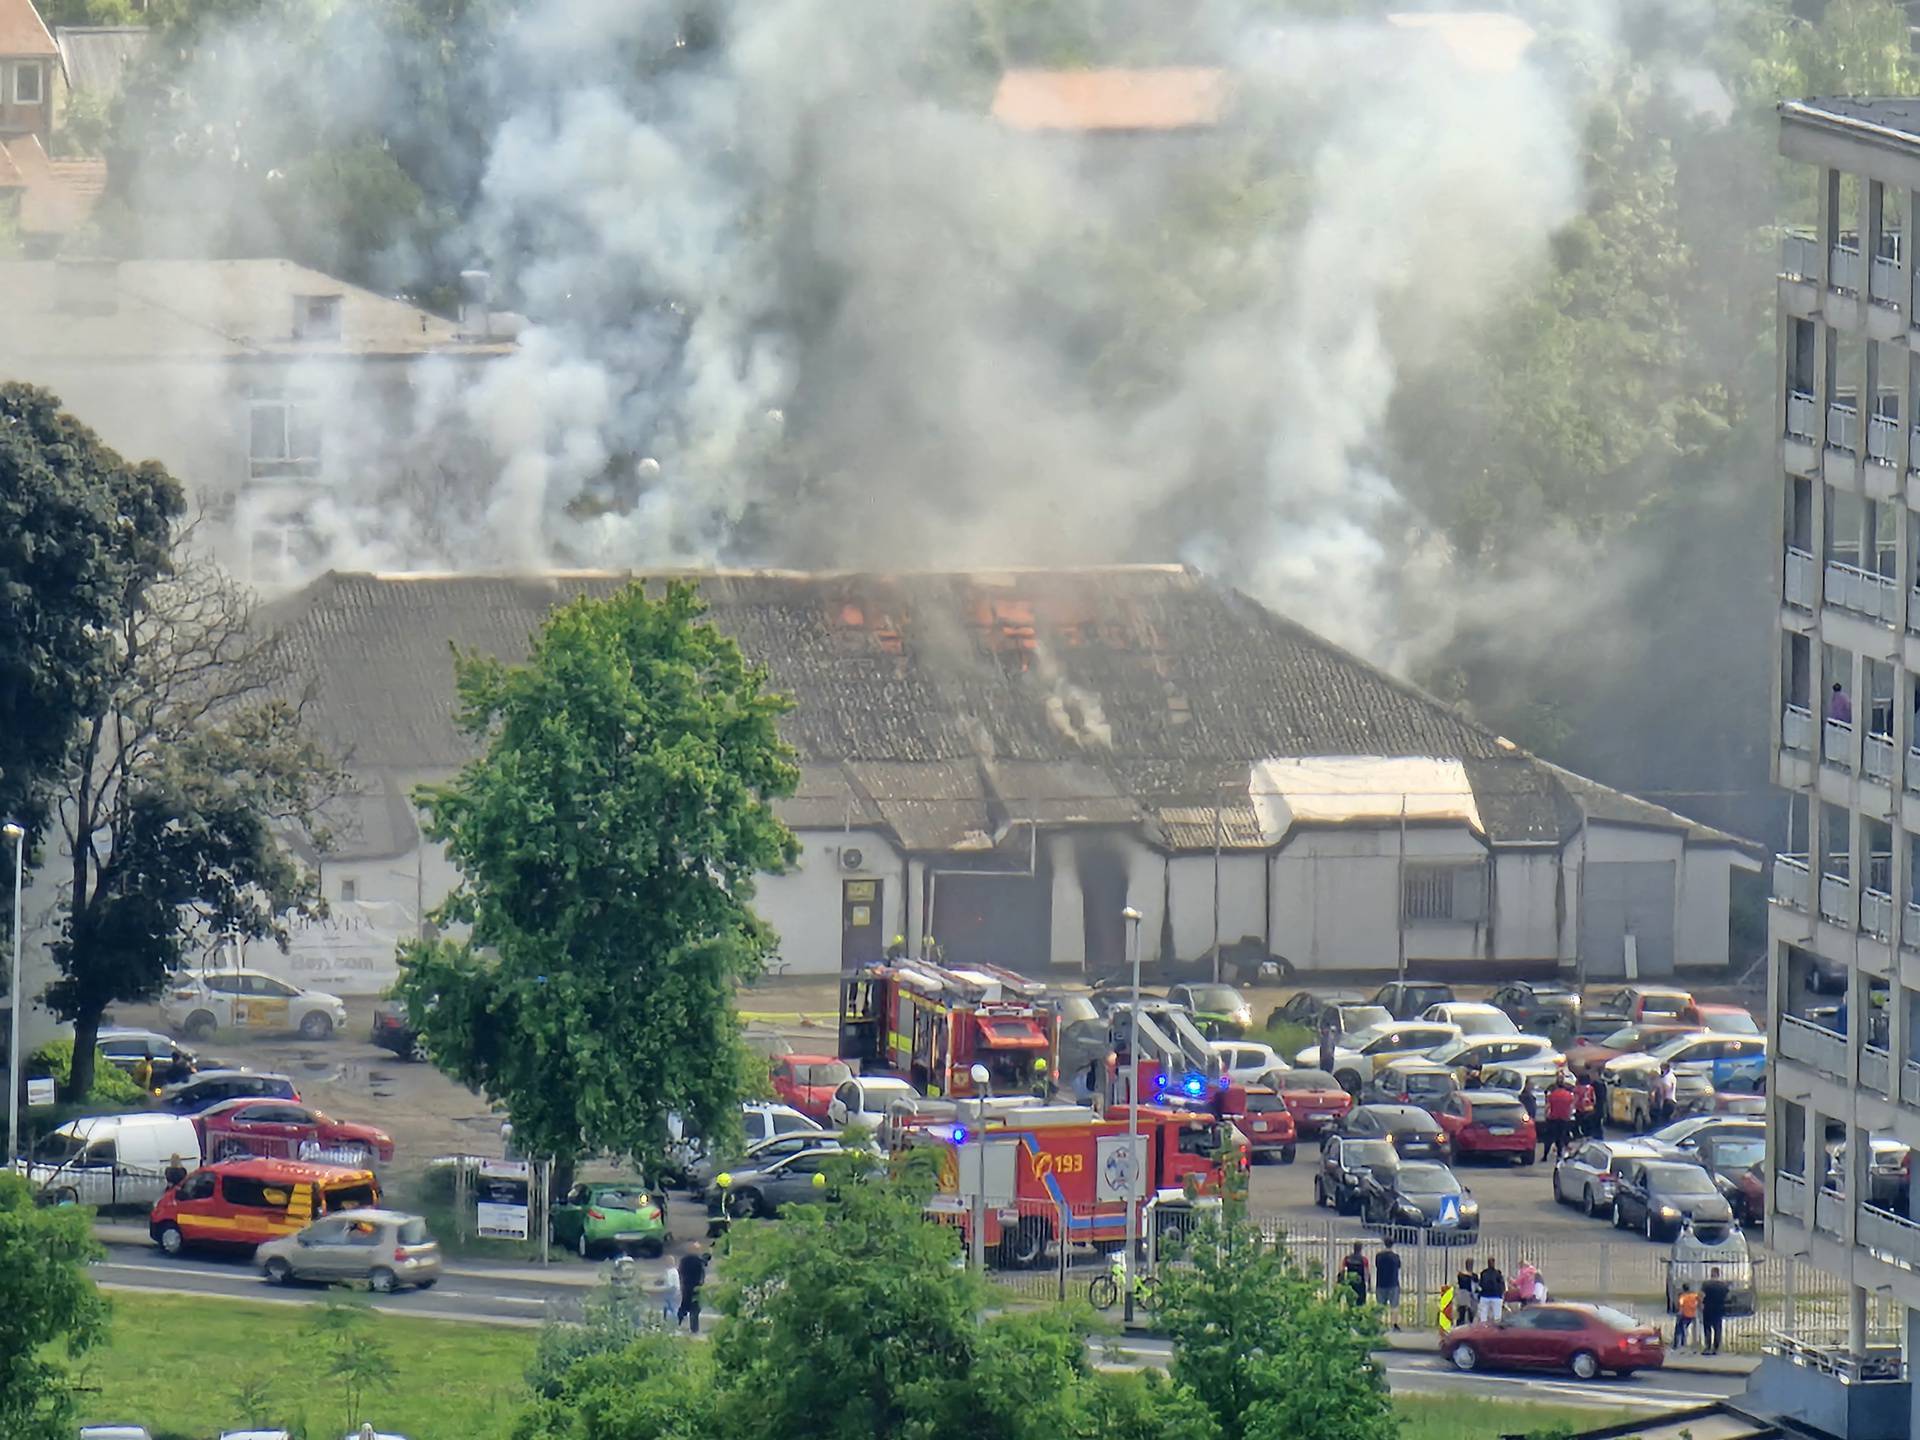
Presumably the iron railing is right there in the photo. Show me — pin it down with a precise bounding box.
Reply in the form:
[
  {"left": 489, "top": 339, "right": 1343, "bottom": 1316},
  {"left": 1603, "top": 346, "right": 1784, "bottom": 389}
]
[
  {"left": 1773, "top": 853, "right": 1810, "bottom": 911},
  {"left": 1782, "top": 704, "right": 1814, "bottom": 752}
]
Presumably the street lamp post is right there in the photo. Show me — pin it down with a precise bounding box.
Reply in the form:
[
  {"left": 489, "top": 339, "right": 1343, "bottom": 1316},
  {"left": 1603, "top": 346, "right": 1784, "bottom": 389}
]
[
  {"left": 4, "top": 821, "right": 24, "bottom": 1167},
  {"left": 969, "top": 1060, "right": 990, "bottom": 1272},
  {"left": 1121, "top": 904, "right": 1143, "bottom": 1324}
]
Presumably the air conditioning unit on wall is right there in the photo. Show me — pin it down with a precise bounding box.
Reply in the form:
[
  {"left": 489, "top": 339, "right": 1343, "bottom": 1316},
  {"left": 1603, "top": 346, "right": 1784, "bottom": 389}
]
[{"left": 839, "top": 847, "right": 865, "bottom": 871}]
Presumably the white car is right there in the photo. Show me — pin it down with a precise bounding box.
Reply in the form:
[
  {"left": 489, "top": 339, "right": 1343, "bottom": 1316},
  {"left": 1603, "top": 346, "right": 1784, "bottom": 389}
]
[
  {"left": 1210, "top": 1040, "right": 1289, "bottom": 1086},
  {"left": 1420, "top": 1002, "right": 1518, "bottom": 1037},
  {"left": 1293, "top": 1021, "right": 1462, "bottom": 1094},
  {"left": 827, "top": 1075, "right": 934, "bottom": 1134},
  {"left": 161, "top": 969, "right": 348, "bottom": 1041},
  {"left": 1427, "top": 1033, "right": 1563, "bottom": 1078}
]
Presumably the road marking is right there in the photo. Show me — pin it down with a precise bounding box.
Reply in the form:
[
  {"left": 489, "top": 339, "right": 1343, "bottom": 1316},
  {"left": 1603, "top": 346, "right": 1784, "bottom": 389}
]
[
  {"left": 96, "top": 1261, "right": 257, "bottom": 1282},
  {"left": 95, "top": 1281, "right": 541, "bottom": 1327}
]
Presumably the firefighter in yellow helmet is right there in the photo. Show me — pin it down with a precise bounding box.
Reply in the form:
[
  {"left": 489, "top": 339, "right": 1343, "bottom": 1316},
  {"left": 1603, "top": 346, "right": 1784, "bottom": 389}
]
[{"left": 885, "top": 935, "right": 907, "bottom": 960}]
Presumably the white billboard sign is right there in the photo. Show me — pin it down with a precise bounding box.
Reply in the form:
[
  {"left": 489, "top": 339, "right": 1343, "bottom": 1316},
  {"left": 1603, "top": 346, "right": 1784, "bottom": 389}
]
[{"left": 240, "top": 900, "right": 415, "bottom": 995}]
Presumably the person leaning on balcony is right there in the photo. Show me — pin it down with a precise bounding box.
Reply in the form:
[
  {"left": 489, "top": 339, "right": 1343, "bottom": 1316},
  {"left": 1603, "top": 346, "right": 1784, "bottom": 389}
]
[{"left": 1830, "top": 682, "right": 1853, "bottom": 724}]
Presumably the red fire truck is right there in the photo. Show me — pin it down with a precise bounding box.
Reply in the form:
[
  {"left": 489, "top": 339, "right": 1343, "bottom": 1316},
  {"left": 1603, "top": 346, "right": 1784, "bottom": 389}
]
[
  {"left": 839, "top": 959, "right": 1058, "bottom": 1098},
  {"left": 901, "top": 1103, "right": 1246, "bottom": 1267}
]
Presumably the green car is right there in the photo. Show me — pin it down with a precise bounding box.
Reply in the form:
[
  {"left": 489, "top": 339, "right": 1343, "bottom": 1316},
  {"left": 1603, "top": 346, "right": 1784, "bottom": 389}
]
[{"left": 550, "top": 1182, "right": 667, "bottom": 1258}]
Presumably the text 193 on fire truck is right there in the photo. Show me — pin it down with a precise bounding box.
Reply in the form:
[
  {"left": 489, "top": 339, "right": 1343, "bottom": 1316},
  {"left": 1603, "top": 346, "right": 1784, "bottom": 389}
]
[
  {"left": 839, "top": 959, "right": 1059, "bottom": 1098},
  {"left": 895, "top": 1102, "right": 1249, "bottom": 1268}
]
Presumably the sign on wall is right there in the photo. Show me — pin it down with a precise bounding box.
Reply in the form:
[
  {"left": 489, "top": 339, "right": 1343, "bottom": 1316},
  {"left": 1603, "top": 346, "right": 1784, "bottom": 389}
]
[{"left": 238, "top": 900, "right": 415, "bottom": 995}]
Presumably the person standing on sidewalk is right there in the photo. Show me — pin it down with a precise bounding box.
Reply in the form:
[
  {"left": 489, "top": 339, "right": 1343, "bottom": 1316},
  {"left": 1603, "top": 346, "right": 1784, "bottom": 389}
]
[
  {"left": 1375, "top": 1237, "right": 1402, "bottom": 1331},
  {"left": 1701, "top": 1267, "right": 1730, "bottom": 1355},
  {"left": 1476, "top": 1257, "right": 1506, "bottom": 1325},
  {"left": 677, "top": 1242, "right": 709, "bottom": 1335},
  {"left": 661, "top": 1257, "right": 682, "bottom": 1327},
  {"left": 1672, "top": 1283, "right": 1699, "bottom": 1351},
  {"left": 1339, "top": 1241, "right": 1369, "bottom": 1306}
]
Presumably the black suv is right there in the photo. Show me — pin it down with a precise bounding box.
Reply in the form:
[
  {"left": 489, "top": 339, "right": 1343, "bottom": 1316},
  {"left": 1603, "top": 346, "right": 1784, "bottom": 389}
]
[
  {"left": 1314, "top": 1135, "right": 1399, "bottom": 1216},
  {"left": 1370, "top": 982, "right": 1455, "bottom": 1021},
  {"left": 1332, "top": 1103, "right": 1450, "bottom": 1160}
]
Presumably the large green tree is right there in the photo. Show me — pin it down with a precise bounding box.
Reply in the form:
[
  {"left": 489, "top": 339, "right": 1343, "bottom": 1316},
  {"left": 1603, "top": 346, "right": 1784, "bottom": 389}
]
[
  {"left": 396, "top": 580, "right": 799, "bottom": 1183},
  {"left": 0, "top": 1172, "right": 109, "bottom": 1440},
  {"left": 0, "top": 384, "right": 179, "bottom": 880},
  {"left": 49, "top": 552, "right": 341, "bottom": 1100}
]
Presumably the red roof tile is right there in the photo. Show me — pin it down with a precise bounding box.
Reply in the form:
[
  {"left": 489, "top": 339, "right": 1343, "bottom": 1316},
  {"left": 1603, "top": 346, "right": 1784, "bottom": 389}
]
[
  {"left": 0, "top": 0, "right": 56, "bottom": 58},
  {"left": 991, "top": 68, "right": 1227, "bottom": 133}
]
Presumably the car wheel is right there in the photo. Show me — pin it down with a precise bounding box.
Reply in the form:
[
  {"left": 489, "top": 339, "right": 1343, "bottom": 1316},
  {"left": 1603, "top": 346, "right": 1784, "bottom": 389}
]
[
  {"left": 577, "top": 1231, "right": 591, "bottom": 1260},
  {"left": 1450, "top": 1343, "right": 1478, "bottom": 1372},
  {"left": 264, "top": 1257, "right": 293, "bottom": 1285},
  {"left": 157, "top": 1223, "right": 183, "bottom": 1256},
  {"left": 1611, "top": 1201, "right": 1625, "bottom": 1229},
  {"left": 1645, "top": 1213, "right": 1656, "bottom": 1242},
  {"left": 1551, "top": 1170, "right": 1563, "bottom": 1204},
  {"left": 1280, "top": 1145, "right": 1296, "bottom": 1165},
  {"left": 185, "top": 1011, "right": 216, "bottom": 1039},
  {"left": 1313, "top": 1177, "right": 1327, "bottom": 1208},
  {"left": 637, "top": 1236, "right": 664, "bottom": 1259},
  {"left": 300, "top": 1012, "right": 334, "bottom": 1041},
  {"left": 409, "top": 1036, "right": 430, "bottom": 1063},
  {"left": 1569, "top": 1350, "right": 1600, "bottom": 1380},
  {"left": 415, "top": 1278, "right": 436, "bottom": 1289},
  {"left": 1584, "top": 1187, "right": 1600, "bottom": 1219},
  {"left": 735, "top": 1187, "right": 764, "bottom": 1218},
  {"left": 1002, "top": 1217, "right": 1048, "bottom": 1269},
  {"left": 52, "top": 1185, "right": 79, "bottom": 1206},
  {"left": 369, "top": 1267, "right": 397, "bottom": 1294}
]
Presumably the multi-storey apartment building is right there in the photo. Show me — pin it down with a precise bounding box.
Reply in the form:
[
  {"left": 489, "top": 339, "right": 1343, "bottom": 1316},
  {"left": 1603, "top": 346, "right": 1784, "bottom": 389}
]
[{"left": 1770, "top": 98, "right": 1920, "bottom": 1393}]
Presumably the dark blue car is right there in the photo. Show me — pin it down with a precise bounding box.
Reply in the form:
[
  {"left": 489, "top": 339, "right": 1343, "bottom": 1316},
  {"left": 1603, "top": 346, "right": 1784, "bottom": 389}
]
[{"left": 158, "top": 1069, "right": 298, "bottom": 1114}]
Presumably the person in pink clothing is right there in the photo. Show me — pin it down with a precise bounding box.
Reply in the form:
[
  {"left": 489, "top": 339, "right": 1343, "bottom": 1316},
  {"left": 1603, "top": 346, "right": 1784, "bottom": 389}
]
[{"left": 1830, "top": 683, "right": 1853, "bottom": 723}]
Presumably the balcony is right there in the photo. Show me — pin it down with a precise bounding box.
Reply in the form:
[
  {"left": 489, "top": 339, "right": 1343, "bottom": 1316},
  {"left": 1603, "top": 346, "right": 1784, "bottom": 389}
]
[
  {"left": 1781, "top": 1011, "right": 1848, "bottom": 1076},
  {"left": 1865, "top": 1044, "right": 1892, "bottom": 1093},
  {"left": 1873, "top": 254, "right": 1904, "bottom": 305},
  {"left": 1824, "top": 715, "right": 1854, "bottom": 767},
  {"left": 1859, "top": 1201, "right": 1920, "bottom": 1268},
  {"left": 1821, "top": 866, "right": 1856, "bottom": 924},
  {"left": 1864, "top": 887, "right": 1895, "bottom": 939},
  {"left": 1905, "top": 1060, "right": 1920, "bottom": 1106},
  {"left": 1865, "top": 731, "right": 1897, "bottom": 782},
  {"left": 1777, "top": 1170, "right": 1809, "bottom": 1221},
  {"left": 1783, "top": 231, "right": 1820, "bottom": 279},
  {"left": 1826, "top": 558, "right": 1899, "bottom": 622},
  {"left": 1870, "top": 413, "right": 1901, "bottom": 463},
  {"left": 1787, "top": 389, "right": 1817, "bottom": 440},
  {"left": 1786, "top": 546, "right": 1816, "bottom": 608},
  {"left": 1775, "top": 852, "right": 1811, "bottom": 911},
  {"left": 1834, "top": 243, "right": 1866, "bottom": 292},
  {"left": 1783, "top": 704, "right": 1814, "bottom": 752},
  {"left": 1830, "top": 400, "right": 1862, "bottom": 452}
]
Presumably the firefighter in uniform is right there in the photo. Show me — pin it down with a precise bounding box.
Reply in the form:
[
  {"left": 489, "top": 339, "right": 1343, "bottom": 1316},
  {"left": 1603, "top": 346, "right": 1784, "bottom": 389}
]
[{"left": 885, "top": 935, "right": 907, "bottom": 960}]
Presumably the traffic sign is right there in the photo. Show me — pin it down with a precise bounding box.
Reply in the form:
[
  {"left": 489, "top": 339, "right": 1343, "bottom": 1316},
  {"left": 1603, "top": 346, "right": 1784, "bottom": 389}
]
[{"left": 1436, "top": 1193, "right": 1461, "bottom": 1227}]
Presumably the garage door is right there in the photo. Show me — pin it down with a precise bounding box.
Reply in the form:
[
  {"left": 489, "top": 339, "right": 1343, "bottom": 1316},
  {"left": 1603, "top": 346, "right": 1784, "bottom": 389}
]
[{"left": 1579, "top": 861, "right": 1676, "bottom": 979}]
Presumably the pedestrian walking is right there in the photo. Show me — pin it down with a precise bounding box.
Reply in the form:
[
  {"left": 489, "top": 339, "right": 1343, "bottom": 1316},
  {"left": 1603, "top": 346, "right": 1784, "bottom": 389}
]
[
  {"left": 1454, "top": 1265, "right": 1477, "bottom": 1328},
  {"left": 677, "top": 1243, "right": 708, "bottom": 1335},
  {"left": 1589, "top": 1073, "right": 1609, "bottom": 1137},
  {"left": 1318, "top": 1020, "right": 1337, "bottom": 1076},
  {"left": 1574, "top": 1076, "right": 1597, "bottom": 1141},
  {"left": 1517, "top": 1078, "right": 1538, "bottom": 1122},
  {"left": 1701, "top": 1267, "right": 1730, "bottom": 1355},
  {"left": 1339, "top": 1240, "right": 1370, "bottom": 1306},
  {"left": 1672, "top": 1283, "right": 1699, "bottom": 1351},
  {"left": 1543, "top": 1077, "right": 1575, "bottom": 1160},
  {"left": 1476, "top": 1257, "right": 1506, "bottom": 1325},
  {"left": 1653, "top": 1064, "right": 1678, "bottom": 1128},
  {"left": 1375, "top": 1237, "right": 1402, "bottom": 1331},
  {"left": 661, "top": 1258, "right": 682, "bottom": 1326}
]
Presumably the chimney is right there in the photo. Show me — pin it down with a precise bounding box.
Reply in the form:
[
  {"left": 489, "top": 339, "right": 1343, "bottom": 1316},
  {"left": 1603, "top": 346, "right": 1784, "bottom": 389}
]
[
  {"left": 458, "top": 269, "right": 491, "bottom": 339},
  {"left": 54, "top": 257, "right": 120, "bottom": 315},
  {"left": 293, "top": 293, "right": 343, "bottom": 341}
]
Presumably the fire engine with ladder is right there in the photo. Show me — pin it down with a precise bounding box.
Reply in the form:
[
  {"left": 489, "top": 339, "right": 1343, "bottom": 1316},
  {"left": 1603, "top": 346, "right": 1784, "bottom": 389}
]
[{"left": 838, "top": 958, "right": 1059, "bottom": 1098}]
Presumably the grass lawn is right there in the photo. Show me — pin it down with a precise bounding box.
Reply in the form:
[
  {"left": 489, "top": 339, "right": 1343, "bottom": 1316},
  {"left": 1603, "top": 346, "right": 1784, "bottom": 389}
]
[
  {"left": 70, "top": 1293, "right": 535, "bottom": 1440},
  {"left": 1393, "top": 1392, "right": 1606, "bottom": 1439}
]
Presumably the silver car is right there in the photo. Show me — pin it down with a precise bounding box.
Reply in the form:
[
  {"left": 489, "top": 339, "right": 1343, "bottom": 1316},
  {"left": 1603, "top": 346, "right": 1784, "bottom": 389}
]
[
  {"left": 1551, "top": 1138, "right": 1661, "bottom": 1218},
  {"left": 256, "top": 1209, "right": 441, "bottom": 1293}
]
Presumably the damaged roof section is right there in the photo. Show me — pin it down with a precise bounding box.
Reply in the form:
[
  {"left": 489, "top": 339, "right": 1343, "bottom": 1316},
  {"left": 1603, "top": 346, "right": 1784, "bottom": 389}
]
[{"left": 267, "top": 567, "right": 1742, "bottom": 856}]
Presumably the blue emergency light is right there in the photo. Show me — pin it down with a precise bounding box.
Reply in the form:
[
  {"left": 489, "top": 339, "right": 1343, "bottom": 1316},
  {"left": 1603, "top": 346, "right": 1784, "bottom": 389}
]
[
  {"left": 1181, "top": 1073, "right": 1207, "bottom": 1098},
  {"left": 949, "top": 1124, "right": 969, "bottom": 1144}
]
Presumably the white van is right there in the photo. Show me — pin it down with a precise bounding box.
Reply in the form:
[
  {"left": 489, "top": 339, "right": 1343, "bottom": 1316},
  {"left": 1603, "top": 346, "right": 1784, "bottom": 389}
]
[{"left": 19, "top": 1112, "right": 201, "bottom": 1208}]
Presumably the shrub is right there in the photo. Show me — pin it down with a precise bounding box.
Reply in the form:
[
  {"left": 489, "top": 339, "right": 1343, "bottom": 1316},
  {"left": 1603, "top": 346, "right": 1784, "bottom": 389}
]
[{"left": 30, "top": 1040, "right": 151, "bottom": 1106}]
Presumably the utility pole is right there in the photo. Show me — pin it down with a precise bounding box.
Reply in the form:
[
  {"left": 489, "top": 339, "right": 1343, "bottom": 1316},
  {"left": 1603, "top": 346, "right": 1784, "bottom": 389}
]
[
  {"left": 1211, "top": 791, "right": 1223, "bottom": 984},
  {"left": 1122, "top": 905, "right": 1143, "bottom": 1325},
  {"left": 969, "top": 1061, "right": 990, "bottom": 1272},
  {"left": 1395, "top": 796, "right": 1408, "bottom": 984},
  {"left": 4, "top": 821, "right": 23, "bottom": 1166}
]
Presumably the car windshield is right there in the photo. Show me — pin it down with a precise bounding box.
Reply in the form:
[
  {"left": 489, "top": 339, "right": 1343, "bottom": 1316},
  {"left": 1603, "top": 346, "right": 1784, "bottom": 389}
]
[
  {"left": 1346, "top": 1141, "right": 1399, "bottom": 1166},
  {"left": 1281, "top": 1070, "right": 1339, "bottom": 1091},
  {"left": 594, "top": 1188, "right": 648, "bottom": 1210},
  {"left": 1590, "top": 1305, "right": 1639, "bottom": 1331},
  {"left": 1427, "top": 1040, "right": 1472, "bottom": 1065},
  {"left": 397, "top": 1217, "right": 430, "bottom": 1246},
  {"left": 1385, "top": 1110, "right": 1439, "bottom": 1134},
  {"left": 322, "top": 1182, "right": 379, "bottom": 1211},
  {"left": 1454, "top": 1012, "right": 1516, "bottom": 1035},
  {"left": 32, "top": 1131, "right": 86, "bottom": 1164},
  {"left": 1651, "top": 1165, "right": 1718, "bottom": 1196},
  {"left": 1396, "top": 1163, "right": 1459, "bottom": 1194},
  {"left": 1188, "top": 986, "right": 1244, "bottom": 1012},
  {"left": 1639, "top": 992, "right": 1691, "bottom": 1015},
  {"left": 1339, "top": 1006, "right": 1392, "bottom": 1031},
  {"left": 1709, "top": 1140, "right": 1765, "bottom": 1171},
  {"left": 796, "top": 1062, "right": 852, "bottom": 1087},
  {"left": 1470, "top": 1102, "right": 1525, "bottom": 1127},
  {"left": 1704, "top": 1010, "right": 1760, "bottom": 1035},
  {"left": 1647, "top": 1035, "right": 1705, "bottom": 1062},
  {"left": 1245, "top": 1093, "right": 1286, "bottom": 1112}
]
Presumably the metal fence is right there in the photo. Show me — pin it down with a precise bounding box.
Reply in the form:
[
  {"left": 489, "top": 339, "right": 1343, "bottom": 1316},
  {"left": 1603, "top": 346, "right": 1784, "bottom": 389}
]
[{"left": 981, "top": 1207, "right": 1905, "bottom": 1354}]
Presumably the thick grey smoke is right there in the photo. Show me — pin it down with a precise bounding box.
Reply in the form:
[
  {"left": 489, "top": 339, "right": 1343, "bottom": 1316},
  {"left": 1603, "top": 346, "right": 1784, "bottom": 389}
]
[{"left": 153, "top": 1, "right": 1610, "bottom": 663}]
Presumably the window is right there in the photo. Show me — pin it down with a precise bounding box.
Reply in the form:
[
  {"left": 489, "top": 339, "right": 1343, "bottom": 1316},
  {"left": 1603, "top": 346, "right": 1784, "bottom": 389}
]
[
  {"left": 178, "top": 1170, "right": 217, "bottom": 1201},
  {"left": 1535, "top": 1310, "right": 1585, "bottom": 1331},
  {"left": 772, "top": 1112, "right": 815, "bottom": 1135},
  {"left": 221, "top": 1176, "right": 283, "bottom": 1210},
  {"left": 247, "top": 387, "right": 322, "bottom": 476},
  {"left": 13, "top": 63, "right": 41, "bottom": 106},
  {"left": 1402, "top": 864, "right": 1488, "bottom": 922},
  {"left": 339, "top": 878, "right": 358, "bottom": 902},
  {"left": 206, "top": 974, "right": 243, "bottom": 994},
  {"left": 293, "top": 294, "right": 342, "bottom": 341}
]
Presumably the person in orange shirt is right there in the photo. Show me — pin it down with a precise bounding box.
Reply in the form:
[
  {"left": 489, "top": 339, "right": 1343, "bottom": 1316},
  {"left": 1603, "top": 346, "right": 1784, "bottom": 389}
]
[{"left": 1673, "top": 1283, "right": 1701, "bottom": 1351}]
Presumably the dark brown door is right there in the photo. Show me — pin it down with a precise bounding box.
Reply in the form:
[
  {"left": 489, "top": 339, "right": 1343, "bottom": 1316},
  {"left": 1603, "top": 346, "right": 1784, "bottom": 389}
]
[{"left": 842, "top": 879, "right": 883, "bottom": 968}]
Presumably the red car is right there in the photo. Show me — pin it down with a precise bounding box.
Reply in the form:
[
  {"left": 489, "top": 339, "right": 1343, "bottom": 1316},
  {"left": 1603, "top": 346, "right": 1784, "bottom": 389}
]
[
  {"left": 1275, "top": 1068, "right": 1351, "bottom": 1136},
  {"left": 770, "top": 1055, "right": 852, "bottom": 1123},
  {"left": 1238, "top": 1085, "right": 1299, "bottom": 1162},
  {"left": 1442, "top": 1302, "right": 1665, "bottom": 1379},
  {"left": 1434, "top": 1090, "right": 1536, "bottom": 1165},
  {"left": 195, "top": 1098, "right": 395, "bottom": 1165}
]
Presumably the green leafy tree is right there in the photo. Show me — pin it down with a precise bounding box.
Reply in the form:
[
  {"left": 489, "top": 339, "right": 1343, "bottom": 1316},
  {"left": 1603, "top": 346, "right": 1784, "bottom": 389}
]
[
  {"left": 0, "top": 1172, "right": 109, "bottom": 1440},
  {"left": 0, "top": 384, "right": 179, "bottom": 880},
  {"left": 48, "top": 552, "right": 342, "bottom": 1100},
  {"left": 304, "top": 1299, "right": 396, "bottom": 1431},
  {"left": 1157, "top": 1216, "right": 1394, "bottom": 1440},
  {"left": 397, "top": 580, "right": 798, "bottom": 1185}
]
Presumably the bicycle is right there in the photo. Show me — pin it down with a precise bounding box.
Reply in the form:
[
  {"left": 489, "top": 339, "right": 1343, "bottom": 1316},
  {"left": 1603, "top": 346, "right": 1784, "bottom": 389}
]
[{"left": 1087, "top": 1268, "right": 1158, "bottom": 1313}]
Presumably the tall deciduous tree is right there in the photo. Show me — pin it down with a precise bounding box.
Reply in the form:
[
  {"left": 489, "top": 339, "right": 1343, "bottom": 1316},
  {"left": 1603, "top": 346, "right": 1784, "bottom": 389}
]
[
  {"left": 0, "top": 383, "right": 179, "bottom": 867},
  {"left": 49, "top": 552, "right": 342, "bottom": 1100},
  {"left": 1157, "top": 1216, "right": 1393, "bottom": 1440},
  {"left": 397, "top": 580, "right": 799, "bottom": 1182},
  {"left": 0, "top": 1172, "right": 109, "bottom": 1440}
]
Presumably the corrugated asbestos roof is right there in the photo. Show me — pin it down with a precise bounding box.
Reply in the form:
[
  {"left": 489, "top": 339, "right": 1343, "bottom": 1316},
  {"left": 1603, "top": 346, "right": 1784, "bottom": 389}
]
[
  {"left": 54, "top": 25, "right": 146, "bottom": 99},
  {"left": 266, "top": 568, "right": 1739, "bottom": 853}
]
